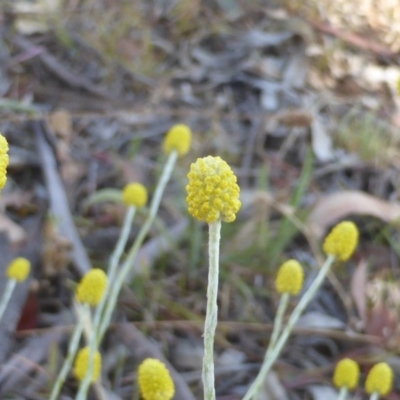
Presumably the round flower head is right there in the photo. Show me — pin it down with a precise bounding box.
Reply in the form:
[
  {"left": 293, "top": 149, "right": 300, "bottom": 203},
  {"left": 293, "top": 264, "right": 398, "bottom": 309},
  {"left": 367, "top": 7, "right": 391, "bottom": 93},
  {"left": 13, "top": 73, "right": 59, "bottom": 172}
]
[
  {"left": 275, "top": 259, "right": 304, "bottom": 296},
  {"left": 365, "top": 362, "right": 393, "bottom": 396},
  {"left": 6, "top": 257, "right": 31, "bottom": 282},
  {"left": 138, "top": 358, "right": 175, "bottom": 400},
  {"left": 122, "top": 183, "right": 148, "bottom": 208},
  {"left": 333, "top": 358, "right": 360, "bottom": 390},
  {"left": 186, "top": 156, "right": 241, "bottom": 223},
  {"left": 73, "top": 347, "right": 102, "bottom": 382},
  {"left": 163, "top": 124, "right": 192, "bottom": 156},
  {"left": 76, "top": 268, "right": 108, "bottom": 307},
  {"left": 0, "top": 133, "right": 9, "bottom": 191},
  {"left": 323, "top": 221, "right": 359, "bottom": 261}
]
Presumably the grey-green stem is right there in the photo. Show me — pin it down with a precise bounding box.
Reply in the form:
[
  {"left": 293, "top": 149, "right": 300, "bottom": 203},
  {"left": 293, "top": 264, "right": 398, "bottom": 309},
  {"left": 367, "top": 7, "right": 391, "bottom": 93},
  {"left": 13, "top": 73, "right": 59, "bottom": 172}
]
[
  {"left": 202, "top": 219, "right": 221, "bottom": 400},
  {"left": 337, "top": 387, "right": 348, "bottom": 400},
  {"left": 243, "top": 255, "right": 335, "bottom": 400},
  {"left": 97, "top": 150, "right": 178, "bottom": 344}
]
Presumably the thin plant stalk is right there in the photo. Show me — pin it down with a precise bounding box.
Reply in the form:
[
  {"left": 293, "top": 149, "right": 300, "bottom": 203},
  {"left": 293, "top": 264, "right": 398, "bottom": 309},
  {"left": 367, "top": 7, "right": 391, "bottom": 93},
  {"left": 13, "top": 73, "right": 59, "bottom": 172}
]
[
  {"left": 243, "top": 255, "right": 335, "bottom": 400},
  {"left": 337, "top": 387, "right": 349, "bottom": 400},
  {"left": 267, "top": 293, "right": 290, "bottom": 354},
  {"left": 369, "top": 393, "right": 380, "bottom": 400},
  {"left": 202, "top": 219, "right": 221, "bottom": 400},
  {"left": 49, "top": 305, "right": 87, "bottom": 400},
  {"left": 75, "top": 304, "right": 96, "bottom": 400},
  {"left": 97, "top": 150, "right": 178, "bottom": 344},
  {"left": 94, "top": 206, "right": 136, "bottom": 331},
  {"left": 0, "top": 279, "right": 17, "bottom": 322}
]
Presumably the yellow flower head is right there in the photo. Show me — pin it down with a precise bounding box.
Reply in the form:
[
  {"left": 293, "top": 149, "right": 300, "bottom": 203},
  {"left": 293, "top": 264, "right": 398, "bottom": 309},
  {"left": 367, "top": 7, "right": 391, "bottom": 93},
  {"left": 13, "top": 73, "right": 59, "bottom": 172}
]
[
  {"left": 163, "top": 124, "right": 192, "bottom": 156},
  {"left": 0, "top": 133, "right": 9, "bottom": 191},
  {"left": 365, "top": 362, "right": 393, "bottom": 396},
  {"left": 6, "top": 257, "right": 31, "bottom": 282},
  {"left": 73, "top": 347, "right": 102, "bottom": 382},
  {"left": 76, "top": 268, "right": 108, "bottom": 306},
  {"left": 186, "top": 156, "right": 241, "bottom": 223},
  {"left": 138, "top": 358, "right": 175, "bottom": 400},
  {"left": 275, "top": 259, "right": 304, "bottom": 295},
  {"left": 322, "top": 221, "right": 359, "bottom": 261},
  {"left": 122, "top": 183, "right": 148, "bottom": 208},
  {"left": 397, "top": 77, "right": 400, "bottom": 95},
  {"left": 333, "top": 358, "right": 360, "bottom": 390}
]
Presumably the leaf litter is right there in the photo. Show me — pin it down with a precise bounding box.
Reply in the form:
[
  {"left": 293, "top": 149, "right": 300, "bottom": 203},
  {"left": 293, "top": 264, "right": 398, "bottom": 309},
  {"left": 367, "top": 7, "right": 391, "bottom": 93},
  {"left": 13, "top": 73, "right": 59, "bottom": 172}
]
[{"left": 1, "top": 0, "right": 400, "bottom": 398}]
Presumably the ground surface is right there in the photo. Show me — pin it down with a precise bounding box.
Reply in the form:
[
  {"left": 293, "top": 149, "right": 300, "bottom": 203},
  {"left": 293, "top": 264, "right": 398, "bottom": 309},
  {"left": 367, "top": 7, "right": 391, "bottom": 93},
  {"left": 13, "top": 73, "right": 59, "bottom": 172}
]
[{"left": 1, "top": 1, "right": 400, "bottom": 399}]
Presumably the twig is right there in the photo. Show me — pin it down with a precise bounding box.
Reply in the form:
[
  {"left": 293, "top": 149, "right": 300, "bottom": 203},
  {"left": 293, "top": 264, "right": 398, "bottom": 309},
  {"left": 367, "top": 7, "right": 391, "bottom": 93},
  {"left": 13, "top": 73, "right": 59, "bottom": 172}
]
[
  {"left": 34, "top": 121, "right": 91, "bottom": 274},
  {"left": 12, "top": 36, "right": 113, "bottom": 98},
  {"left": 310, "top": 19, "right": 399, "bottom": 63}
]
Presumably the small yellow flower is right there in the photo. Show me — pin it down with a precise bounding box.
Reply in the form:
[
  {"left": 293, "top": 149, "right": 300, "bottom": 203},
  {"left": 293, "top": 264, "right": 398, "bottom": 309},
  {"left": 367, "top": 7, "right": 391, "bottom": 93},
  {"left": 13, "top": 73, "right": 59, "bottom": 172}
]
[
  {"left": 365, "top": 362, "right": 393, "bottom": 396},
  {"left": 73, "top": 347, "right": 102, "bottom": 382},
  {"left": 163, "top": 124, "right": 192, "bottom": 156},
  {"left": 397, "top": 77, "right": 400, "bottom": 95},
  {"left": 333, "top": 358, "right": 360, "bottom": 390},
  {"left": 0, "top": 133, "right": 9, "bottom": 191},
  {"left": 6, "top": 257, "right": 31, "bottom": 282},
  {"left": 122, "top": 183, "right": 148, "bottom": 207},
  {"left": 322, "top": 221, "right": 359, "bottom": 261},
  {"left": 275, "top": 259, "right": 304, "bottom": 295},
  {"left": 186, "top": 156, "right": 241, "bottom": 223},
  {"left": 76, "top": 269, "right": 108, "bottom": 307},
  {"left": 138, "top": 358, "right": 175, "bottom": 400}
]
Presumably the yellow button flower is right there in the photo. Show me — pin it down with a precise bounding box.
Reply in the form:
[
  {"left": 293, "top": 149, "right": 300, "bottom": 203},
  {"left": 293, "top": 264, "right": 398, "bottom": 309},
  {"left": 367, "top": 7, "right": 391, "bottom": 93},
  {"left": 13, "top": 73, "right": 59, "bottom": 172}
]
[
  {"left": 0, "top": 133, "right": 9, "bottom": 191},
  {"left": 275, "top": 259, "right": 304, "bottom": 296},
  {"left": 323, "top": 221, "right": 359, "bottom": 261},
  {"left": 163, "top": 124, "right": 192, "bottom": 156},
  {"left": 73, "top": 347, "right": 102, "bottom": 382},
  {"left": 138, "top": 358, "right": 175, "bottom": 400},
  {"left": 122, "top": 183, "right": 148, "bottom": 207},
  {"left": 365, "top": 362, "right": 393, "bottom": 396},
  {"left": 6, "top": 257, "right": 31, "bottom": 282},
  {"left": 333, "top": 358, "right": 360, "bottom": 390},
  {"left": 76, "top": 269, "right": 108, "bottom": 306},
  {"left": 186, "top": 156, "right": 241, "bottom": 223}
]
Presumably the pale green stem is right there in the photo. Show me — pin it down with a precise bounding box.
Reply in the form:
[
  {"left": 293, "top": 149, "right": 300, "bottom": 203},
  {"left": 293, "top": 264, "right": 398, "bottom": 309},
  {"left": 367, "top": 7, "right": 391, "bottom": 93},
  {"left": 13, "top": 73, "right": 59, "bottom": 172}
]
[
  {"left": 97, "top": 150, "right": 179, "bottom": 344},
  {"left": 49, "top": 308, "right": 85, "bottom": 400},
  {"left": 202, "top": 219, "right": 221, "bottom": 400},
  {"left": 337, "top": 387, "right": 348, "bottom": 400},
  {"left": 243, "top": 255, "right": 336, "bottom": 400},
  {"left": 75, "top": 304, "right": 96, "bottom": 400},
  {"left": 267, "top": 293, "right": 290, "bottom": 354},
  {"left": 94, "top": 206, "right": 136, "bottom": 332},
  {"left": 369, "top": 392, "right": 380, "bottom": 400},
  {"left": 0, "top": 279, "right": 17, "bottom": 323}
]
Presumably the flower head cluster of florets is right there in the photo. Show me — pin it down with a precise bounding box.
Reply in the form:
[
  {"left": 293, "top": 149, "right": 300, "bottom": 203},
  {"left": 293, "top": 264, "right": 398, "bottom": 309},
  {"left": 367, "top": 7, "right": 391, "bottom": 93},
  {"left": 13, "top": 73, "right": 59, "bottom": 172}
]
[{"left": 186, "top": 156, "right": 241, "bottom": 223}]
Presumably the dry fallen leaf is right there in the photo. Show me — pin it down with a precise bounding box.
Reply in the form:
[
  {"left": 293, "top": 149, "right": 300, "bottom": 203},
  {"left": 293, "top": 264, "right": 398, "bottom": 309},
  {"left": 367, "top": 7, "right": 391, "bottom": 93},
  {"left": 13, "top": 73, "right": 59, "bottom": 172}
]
[
  {"left": 13, "top": 0, "right": 61, "bottom": 35},
  {"left": 42, "top": 218, "right": 72, "bottom": 277},
  {"left": 350, "top": 260, "right": 368, "bottom": 326},
  {"left": 0, "top": 214, "right": 26, "bottom": 246},
  {"left": 310, "top": 116, "right": 334, "bottom": 162},
  {"left": 48, "top": 110, "right": 72, "bottom": 140},
  {"left": 306, "top": 190, "right": 400, "bottom": 239}
]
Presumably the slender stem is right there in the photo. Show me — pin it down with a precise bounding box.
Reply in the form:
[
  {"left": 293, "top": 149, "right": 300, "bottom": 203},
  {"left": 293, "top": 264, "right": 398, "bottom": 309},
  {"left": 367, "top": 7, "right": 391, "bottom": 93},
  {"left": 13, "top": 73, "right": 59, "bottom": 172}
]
[
  {"left": 243, "top": 255, "right": 336, "bottom": 400},
  {"left": 49, "top": 310, "right": 85, "bottom": 400},
  {"left": 75, "top": 304, "right": 95, "bottom": 400},
  {"left": 0, "top": 279, "right": 17, "bottom": 323},
  {"left": 94, "top": 206, "right": 136, "bottom": 332},
  {"left": 202, "top": 220, "right": 221, "bottom": 400},
  {"left": 97, "top": 151, "right": 179, "bottom": 344},
  {"left": 369, "top": 392, "right": 380, "bottom": 400},
  {"left": 268, "top": 293, "right": 290, "bottom": 354},
  {"left": 337, "top": 387, "right": 348, "bottom": 400}
]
